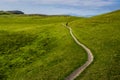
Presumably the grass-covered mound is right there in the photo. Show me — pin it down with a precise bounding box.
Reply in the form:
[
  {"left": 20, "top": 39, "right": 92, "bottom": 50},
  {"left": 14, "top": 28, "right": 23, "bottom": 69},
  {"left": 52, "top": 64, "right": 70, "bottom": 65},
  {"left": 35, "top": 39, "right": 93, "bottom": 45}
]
[
  {"left": 0, "top": 15, "right": 86, "bottom": 80},
  {"left": 0, "top": 10, "right": 24, "bottom": 15},
  {"left": 0, "top": 10, "right": 119, "bottom": 80},
  {"left": 70, "top": 10, "right": 120, "bottom": 80}
]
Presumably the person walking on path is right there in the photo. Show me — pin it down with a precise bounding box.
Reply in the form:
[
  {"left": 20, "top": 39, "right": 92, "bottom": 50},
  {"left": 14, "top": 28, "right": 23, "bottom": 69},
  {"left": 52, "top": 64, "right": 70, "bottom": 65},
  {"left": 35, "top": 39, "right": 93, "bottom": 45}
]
[{"left": 66, "top": 22, "right": 68, "bottom": 26}]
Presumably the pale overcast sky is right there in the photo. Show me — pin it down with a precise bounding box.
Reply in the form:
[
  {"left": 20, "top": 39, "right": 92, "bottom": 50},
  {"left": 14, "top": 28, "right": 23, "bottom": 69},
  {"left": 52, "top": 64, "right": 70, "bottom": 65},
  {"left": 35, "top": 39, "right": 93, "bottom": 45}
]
[{"left": 0, "top": 0, "right": 120, "bottom": 16}]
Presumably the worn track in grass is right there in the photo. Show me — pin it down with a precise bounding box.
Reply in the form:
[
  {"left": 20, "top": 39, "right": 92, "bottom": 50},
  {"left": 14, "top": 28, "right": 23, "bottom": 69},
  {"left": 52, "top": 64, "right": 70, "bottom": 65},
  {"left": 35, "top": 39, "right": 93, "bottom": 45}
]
[{"left": 63, "top": 24, "right": 94, "bottom": 80}]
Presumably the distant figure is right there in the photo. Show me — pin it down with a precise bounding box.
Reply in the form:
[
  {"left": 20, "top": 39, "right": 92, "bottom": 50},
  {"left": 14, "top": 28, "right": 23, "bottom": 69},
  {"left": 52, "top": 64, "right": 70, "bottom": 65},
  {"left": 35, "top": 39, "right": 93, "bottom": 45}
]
[{"left": 66, "top": 22, "right": 68, "bottom": 26}]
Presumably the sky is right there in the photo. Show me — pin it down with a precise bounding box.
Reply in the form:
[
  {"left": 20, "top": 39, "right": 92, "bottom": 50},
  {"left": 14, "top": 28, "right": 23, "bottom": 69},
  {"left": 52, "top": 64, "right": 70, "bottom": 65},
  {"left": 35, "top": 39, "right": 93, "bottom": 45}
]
[{"left": 0, "top": 0, "right": 120, "bottom": 16}]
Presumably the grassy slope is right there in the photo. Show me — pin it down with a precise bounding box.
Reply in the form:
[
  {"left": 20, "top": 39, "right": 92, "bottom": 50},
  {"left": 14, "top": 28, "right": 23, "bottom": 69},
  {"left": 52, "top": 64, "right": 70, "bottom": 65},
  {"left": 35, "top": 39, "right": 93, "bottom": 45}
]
[
  {"left": 0, "top": 15, "right": 87, "bottom": 80},
  {"left": 70, "top": 10, "right": 120, "bottom": 80}
]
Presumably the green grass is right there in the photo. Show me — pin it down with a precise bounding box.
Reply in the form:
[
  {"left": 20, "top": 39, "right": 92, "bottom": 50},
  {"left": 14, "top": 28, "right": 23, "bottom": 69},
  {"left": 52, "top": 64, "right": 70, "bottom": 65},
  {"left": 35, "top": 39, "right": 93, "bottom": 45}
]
[
  {"left": 0, "top": 10, "right": 120, "bottom": 80},
  {"left": 70, "top": 10, "right": 120, "bottom": 80},
  {"left": 0, "top": 15, "right": 87, "bottom": 80}
]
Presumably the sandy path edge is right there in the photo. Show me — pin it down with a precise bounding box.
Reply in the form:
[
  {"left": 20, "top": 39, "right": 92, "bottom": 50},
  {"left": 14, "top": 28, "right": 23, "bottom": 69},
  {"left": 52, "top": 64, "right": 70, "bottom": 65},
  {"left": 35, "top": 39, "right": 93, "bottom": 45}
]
[{"left": 63, "top": 24, "right": 94, "bottom": 80}]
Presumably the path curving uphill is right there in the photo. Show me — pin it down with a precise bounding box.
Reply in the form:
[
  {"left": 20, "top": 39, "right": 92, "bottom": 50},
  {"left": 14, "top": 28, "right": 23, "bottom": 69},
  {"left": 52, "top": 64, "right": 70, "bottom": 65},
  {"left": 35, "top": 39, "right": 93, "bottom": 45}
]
[{"left": 63, "top": 24, "right": 94, "bottom": 80}]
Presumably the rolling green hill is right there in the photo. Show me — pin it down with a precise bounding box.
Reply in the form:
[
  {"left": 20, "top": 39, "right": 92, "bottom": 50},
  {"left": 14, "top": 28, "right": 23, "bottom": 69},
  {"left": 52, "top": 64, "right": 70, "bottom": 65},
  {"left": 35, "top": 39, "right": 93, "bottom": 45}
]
[
  {"left": 0, "top": 15, "right": 87, "bottom": 80},
  {"left": 0, "top": 11, "right": 24, "bottom": 15},
  {"left": 70, "top": 10, "right": 120, "bottom": 80},
  {"left": 0, "top": 10, "right": 120, "bottom": 80}
]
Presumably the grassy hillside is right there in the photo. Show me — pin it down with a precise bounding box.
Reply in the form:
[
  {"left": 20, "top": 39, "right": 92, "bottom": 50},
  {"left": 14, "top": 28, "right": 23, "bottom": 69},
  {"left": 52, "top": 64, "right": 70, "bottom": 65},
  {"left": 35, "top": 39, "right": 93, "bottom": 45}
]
[
  {"left": 0, "top": 11, "right": 24, "bottom": 15},
  {"left": 0, "top": 15, "right": 87, "bottom": 80},
  {"left": 70, "top": 10, "right": 120, "bottom": 80},
  {"left": 0, "top": 10, "right": 119, "bottom": 80}
]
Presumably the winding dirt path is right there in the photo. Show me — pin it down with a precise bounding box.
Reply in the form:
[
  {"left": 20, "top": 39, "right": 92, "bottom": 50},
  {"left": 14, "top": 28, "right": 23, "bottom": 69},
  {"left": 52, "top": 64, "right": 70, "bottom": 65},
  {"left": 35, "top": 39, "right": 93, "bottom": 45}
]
[{"left": 63, "top": 24, "right": 94, "bottom": 80}]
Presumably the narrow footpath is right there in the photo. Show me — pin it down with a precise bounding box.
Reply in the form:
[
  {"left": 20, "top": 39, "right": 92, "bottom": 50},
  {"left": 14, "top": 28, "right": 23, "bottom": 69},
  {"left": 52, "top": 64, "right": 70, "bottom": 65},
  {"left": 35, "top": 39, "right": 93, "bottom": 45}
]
[{"left": 63, "top": 24, "right": 94, "bottom": 80}]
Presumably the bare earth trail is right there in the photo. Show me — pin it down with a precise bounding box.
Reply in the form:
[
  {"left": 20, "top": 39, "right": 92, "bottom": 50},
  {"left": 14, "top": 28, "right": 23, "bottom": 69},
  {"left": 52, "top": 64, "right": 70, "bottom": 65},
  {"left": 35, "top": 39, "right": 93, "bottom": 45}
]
[{"left": 63, "top": 24, "right": 94, "bottom": 80}]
